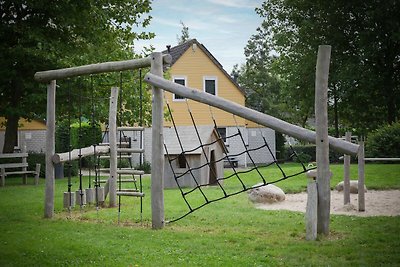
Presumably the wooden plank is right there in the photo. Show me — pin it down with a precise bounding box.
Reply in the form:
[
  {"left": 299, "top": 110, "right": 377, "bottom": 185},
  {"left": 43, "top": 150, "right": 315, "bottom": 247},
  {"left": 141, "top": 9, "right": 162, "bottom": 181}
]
[
  {"left": 45, "top": 80, "right": 56, "bottom": 218},
  {"left": 315, "top": 45, "right": 331, "bottom": 236},
  {"left": 34, "top": 54, "right": 172, "bottom": 83},
  {"left": 144, "top": 73, "right": 360, "bottom": 156},
  {"left": 0, "top": 153, "right": 28, "bottom": 159},
  {"left": 52, "top": 145, "right": 110, "bottom": 164},
  {"left": 2, "top": 170, "right": 36, "bottom": 176},
  {"left": 0, "top": 163, "right": 28, "bottom": 169},
  {"left": 150, "top": 52, "right": 165, "bottom": 229}
]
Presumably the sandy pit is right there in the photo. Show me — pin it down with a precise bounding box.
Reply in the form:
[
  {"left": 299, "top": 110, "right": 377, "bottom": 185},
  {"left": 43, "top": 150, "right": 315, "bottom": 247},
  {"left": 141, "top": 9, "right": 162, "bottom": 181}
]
[{"left": 255, "top": 190, "right": 400, "bottom": 217}]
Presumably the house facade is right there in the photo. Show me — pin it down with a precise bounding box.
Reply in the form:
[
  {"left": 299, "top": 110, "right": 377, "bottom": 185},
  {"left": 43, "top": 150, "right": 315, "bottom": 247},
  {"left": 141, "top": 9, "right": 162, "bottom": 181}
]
[
  {"left": 0, "top": 117, "right": 46, "bottom": 153},
  {"left": 141, "top": 39, "right": 276, "bottom": 167}
]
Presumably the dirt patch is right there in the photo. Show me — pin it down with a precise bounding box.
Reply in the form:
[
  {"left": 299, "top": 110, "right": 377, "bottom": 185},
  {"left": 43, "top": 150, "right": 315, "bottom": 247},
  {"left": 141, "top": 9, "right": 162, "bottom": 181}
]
[{"left": 255, "top": 190, "right": 400, "bottom": 217}]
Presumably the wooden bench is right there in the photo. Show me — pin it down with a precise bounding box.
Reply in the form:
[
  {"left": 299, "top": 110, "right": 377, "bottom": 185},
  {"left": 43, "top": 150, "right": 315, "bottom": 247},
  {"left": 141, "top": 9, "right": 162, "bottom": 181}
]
[{"left": 0, "top": 153, "right": 41, "bottom": 187}]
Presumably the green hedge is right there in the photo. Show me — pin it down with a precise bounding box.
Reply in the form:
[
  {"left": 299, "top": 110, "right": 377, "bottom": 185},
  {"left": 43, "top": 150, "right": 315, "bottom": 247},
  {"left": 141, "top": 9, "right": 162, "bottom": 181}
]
[
  {"left": 366, "top": 122, "right": 400, "bottom": 158},
  {"left": 285, "top": 145, "right": 355, "bottom": 163},
  {"left": 27, "top": 153, "right": 78, "bottom": 177}
]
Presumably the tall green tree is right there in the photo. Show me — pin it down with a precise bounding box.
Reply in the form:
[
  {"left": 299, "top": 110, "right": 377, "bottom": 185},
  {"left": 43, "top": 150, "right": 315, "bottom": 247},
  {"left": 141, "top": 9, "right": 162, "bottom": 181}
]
[
  {"left": 0, "top": 0, "right": 154, "bottom": 152},
  {"left": 254, "top": 0, "right": 399, "bottom": 136}
]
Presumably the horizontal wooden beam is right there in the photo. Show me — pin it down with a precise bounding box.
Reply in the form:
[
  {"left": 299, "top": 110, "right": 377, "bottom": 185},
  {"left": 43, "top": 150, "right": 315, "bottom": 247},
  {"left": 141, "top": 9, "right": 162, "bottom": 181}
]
[
  {"left": 364, "top": 158, "right": 400, "bottom": 161},
  {"left": 34, "top": 54, "right": 172, "bottom": 83},
  {"left": 144, "top": 72, "right": 360, "bottom": 156},
  {"left": 52, "top": 145, "right": 110, "bottom": 164}
]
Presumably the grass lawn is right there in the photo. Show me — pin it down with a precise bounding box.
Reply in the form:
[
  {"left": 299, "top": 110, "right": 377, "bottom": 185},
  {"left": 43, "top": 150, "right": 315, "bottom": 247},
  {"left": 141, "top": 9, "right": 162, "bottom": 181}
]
[{"left": 0, "top": 163, "right": 399, "bottom": 266}]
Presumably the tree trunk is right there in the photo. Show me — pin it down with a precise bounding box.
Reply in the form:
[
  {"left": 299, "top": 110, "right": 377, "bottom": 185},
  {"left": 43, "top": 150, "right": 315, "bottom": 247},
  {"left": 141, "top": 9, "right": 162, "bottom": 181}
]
[{"left": 3, "top": 114, "right": 19, "bottom": 153}]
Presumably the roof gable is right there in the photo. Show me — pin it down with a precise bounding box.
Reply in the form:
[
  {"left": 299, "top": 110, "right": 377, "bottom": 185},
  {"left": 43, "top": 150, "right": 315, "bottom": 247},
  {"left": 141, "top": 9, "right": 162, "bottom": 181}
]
[{"left": 163, "top": 39, "right": 245, "bottom": 95}]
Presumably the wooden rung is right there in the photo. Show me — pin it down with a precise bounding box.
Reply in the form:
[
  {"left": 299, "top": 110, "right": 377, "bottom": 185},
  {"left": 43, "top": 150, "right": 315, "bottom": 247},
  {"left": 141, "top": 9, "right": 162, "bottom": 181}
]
[
  {"left": 117, "top": 148, "right": 144, "bottom": 154},
  {"left": 99, "top": 142, "right": 130, "bottom": 147},
  {"left": 117, "top": 169, "right": 144, "bottom": 175},
  {"left": 95, "top": 179, "right": 137, "bottom": 183},
  {"left": 117, "top": 126, "right": 144, "bottom": 131},
  {"left": 117, "top": 189, "right": 140, "bottom": 192},
  {"left": 116, "top": 191, "right": 145, "bottom": 197},
  {"left": 98, "top": 155, "right": 131, "bottom": 159}
]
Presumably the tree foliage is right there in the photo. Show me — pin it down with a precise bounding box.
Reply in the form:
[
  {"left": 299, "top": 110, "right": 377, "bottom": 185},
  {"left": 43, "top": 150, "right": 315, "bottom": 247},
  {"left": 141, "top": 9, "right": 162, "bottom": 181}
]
[
  {"left": 251, "top": 0, "right": 399, "bottom": 136},
  {"left": 0, "top": 0, "right": 154, "bottom": 152},
  {"left": 177, "top": 21, "right": 190, "bottom": 45}
]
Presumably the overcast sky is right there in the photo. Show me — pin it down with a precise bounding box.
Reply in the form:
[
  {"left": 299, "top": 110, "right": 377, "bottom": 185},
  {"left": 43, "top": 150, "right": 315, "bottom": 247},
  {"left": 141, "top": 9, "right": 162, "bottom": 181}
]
[{"left": 134, "top": 0, "right": 264, "bottom": 73}]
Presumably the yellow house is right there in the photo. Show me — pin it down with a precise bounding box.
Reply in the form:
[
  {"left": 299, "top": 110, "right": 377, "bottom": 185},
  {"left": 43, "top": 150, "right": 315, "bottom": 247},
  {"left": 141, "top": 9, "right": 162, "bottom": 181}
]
[
  {"left": 154, "top": 39, "right": 276, "bottom": 168},
  {"left": 163, "top": 39, "right": 246, "bottom": 128},
  {"left": 0, "top": 117, "right": 46, "bottom": 153}
]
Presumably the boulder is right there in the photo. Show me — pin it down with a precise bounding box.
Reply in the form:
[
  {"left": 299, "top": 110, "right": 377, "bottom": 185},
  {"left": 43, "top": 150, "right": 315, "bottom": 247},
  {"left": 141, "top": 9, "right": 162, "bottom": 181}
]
[
  {"left": 335, "top": 180, "right": 367, "bottom": 193},
  {"left": 248, "top": 183, "right": 285, "bottom": 204}
]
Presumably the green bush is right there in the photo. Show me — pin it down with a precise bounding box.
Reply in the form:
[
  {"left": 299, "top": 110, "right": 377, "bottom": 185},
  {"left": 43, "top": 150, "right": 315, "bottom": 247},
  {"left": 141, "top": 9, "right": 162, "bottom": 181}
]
[
  {"left": 366, "top": 122, "right": 400, "bottom": 158},
  {"left": 27, "top": 153, "right": 46, "bottom": 177},
  {"left": 285, "top": 145, "right": 354, "bottom": 163},
  {"left": 136, "top": 161, "right": 151, "bottom": 174},
  {"left": 70, "top": 121, "right": 102, "bottom": 149},
  {"left": 275, "top": 132, "right": 286, "bottom": 160}
]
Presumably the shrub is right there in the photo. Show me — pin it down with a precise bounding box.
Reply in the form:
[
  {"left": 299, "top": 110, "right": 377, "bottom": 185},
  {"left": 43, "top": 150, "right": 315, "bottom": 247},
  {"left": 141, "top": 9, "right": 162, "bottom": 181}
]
[
  {"left": 366, "top": 122, "right": 400, "bottom": 158},
  {"left": 136, "top": 161, "right": 151, "bottom": 174},
  {"left": 275, "top": 132, "right": 286, "bottom": 160},
  {"left": 27, "top": 153, "right": 46, "bottom": 177}
]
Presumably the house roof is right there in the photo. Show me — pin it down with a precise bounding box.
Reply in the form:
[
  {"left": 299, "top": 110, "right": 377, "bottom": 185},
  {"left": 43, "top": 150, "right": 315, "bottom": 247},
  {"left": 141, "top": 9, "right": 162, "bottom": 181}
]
[
  {"left": 0, "top": 117, "right": 46, "bottom": 131},
  {"left": 163, "top": 39, "right": 245, "bottom": 95},
  {"left": 163, "top": 126, "right": 227, "bottom": 155}
]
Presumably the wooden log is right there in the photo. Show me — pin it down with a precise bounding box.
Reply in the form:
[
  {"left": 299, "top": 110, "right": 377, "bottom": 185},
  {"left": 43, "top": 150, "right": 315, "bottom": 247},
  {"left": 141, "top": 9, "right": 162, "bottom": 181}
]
[
  {"left": 52, "top": 145, "right": 110, "bottom": 164},
  {"left": 108, "top": 87, "right": 119, "bottom": 207},
  {"left": 343, "top": 132, "right": 351, "bottom": 205},
  {"left": 85, "top": 188, "right": 95, "bottom": 204},
  {"left": 315, "top": 45, "right": 331, "bottom": 236},
  {"left": 45, "top": 80, "right": 56, "bottom": 218},
  {"left": 358, "top": 141, "right": 365, "bottom": 211},
  {"left": 150, "top": 52, "right": 165, "bottom": 229},
  {"left": 95, "top": 187, "right": 105, "bottom": 202},
  {"left": 306, "top": 180, "right": 318, "bottom": 241},
  {"left": 34, "top": 54, "right": 172, "bottom": 83},
  {"left": 364, "top": 158, "right": 400, "bottom": 161},
  {"left": 144, "top": 73, "right": 359, "bottom": 156},
  {"left": 63, "top": 192, "right": 76, "bottom": 209},
  {"left": 76, "top": 189, "right": 86, "bottom": 206}
]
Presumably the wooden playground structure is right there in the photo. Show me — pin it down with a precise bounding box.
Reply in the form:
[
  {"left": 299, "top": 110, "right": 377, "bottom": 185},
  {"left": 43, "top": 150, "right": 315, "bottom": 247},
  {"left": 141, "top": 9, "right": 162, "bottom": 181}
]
[{"left": 34, "top": 46, "right": 366, "bottom": 240}]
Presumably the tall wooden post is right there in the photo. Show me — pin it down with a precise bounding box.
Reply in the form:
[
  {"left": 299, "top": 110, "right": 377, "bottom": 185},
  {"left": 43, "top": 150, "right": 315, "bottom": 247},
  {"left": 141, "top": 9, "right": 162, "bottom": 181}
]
[
  {"left": 315, "top": 45, "right": 331, "bottom": 235},
  {"left": 108, "top": 87, "right": 119, "bottom": 207},
  {"left": 150, "top": 52, "right": 165, "bottom": 229},
  {"left": 344, "top": 132, "right": 351, "bottom": 205},
  {"left": 358, "top": 140, "right": 365, "bottom": 211},
  {"left": 45, "top": 80, "right": 56, "bottom": 218}
]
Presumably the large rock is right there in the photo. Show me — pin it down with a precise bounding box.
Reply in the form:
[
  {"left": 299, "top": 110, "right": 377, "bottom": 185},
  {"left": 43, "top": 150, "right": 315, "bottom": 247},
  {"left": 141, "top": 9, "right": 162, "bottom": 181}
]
[
  {"left": 248, "top": 183, "right": 285, "bottom": 204},
  {"left": 336, "top": 180, "right": 367, "bottom": 193}
]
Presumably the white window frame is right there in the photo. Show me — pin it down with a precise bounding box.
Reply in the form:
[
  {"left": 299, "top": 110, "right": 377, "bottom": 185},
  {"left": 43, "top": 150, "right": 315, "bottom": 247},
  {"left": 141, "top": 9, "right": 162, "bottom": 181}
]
[
  {"left": 203, "top": 76, "right": 218, "bottom": 96},
  {"left": 172, "top": 76, "right": 187, "bottom": 101}
]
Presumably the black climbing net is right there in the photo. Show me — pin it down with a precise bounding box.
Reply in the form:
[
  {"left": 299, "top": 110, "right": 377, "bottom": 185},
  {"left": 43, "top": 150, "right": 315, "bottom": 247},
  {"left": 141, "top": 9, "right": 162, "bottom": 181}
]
[{"left": 164, "top": 101, "right": 316, "bottom": 223}]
